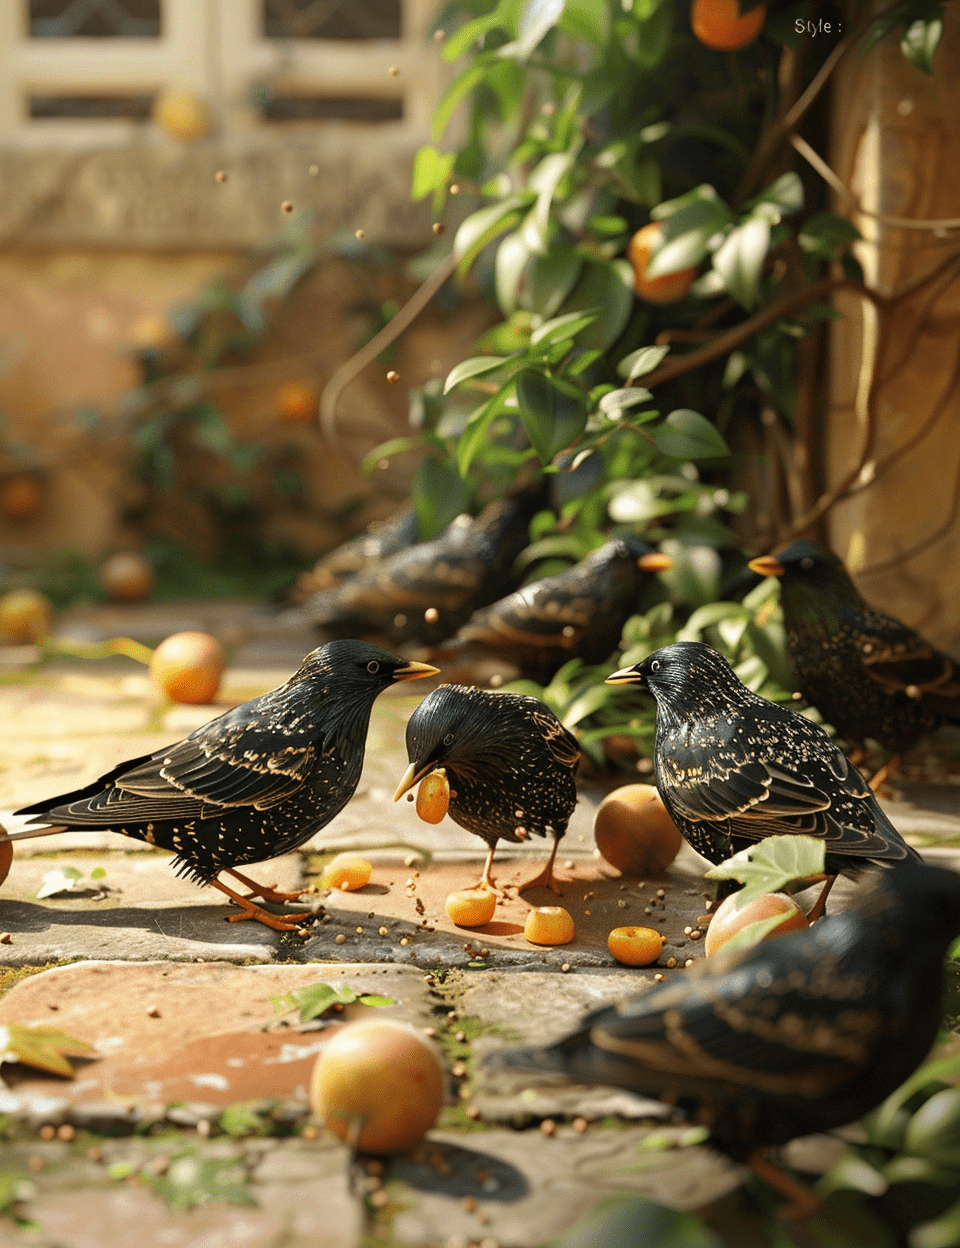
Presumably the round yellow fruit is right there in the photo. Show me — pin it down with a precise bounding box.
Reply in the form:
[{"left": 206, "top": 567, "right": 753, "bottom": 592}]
[
  {"left": 607, "top": 925, "right": 665, "bottom": 966},
  {"left": 594, "top": 784, "right": 683, "bottom": 877},
  {"left": 416, "top": 770, "right": 450, "bottom": 824},
  {"left": 310, "top": 1019, "right": 445, "bottom": 1153},
  {"left": 0, "top": 475, "right": 43, "bottom": 522},
  {"left": 320, "top": 853, "right": 373, "bottom": 892},
  {"left": 99, "top": 552, "right": 154, "bottom": 603},
  {"left": 276, "top": 382, "right": 319, "bottom": 425},
  {"left": 627, "top": 223, "right": 698, "bottom": 304},
  {"left": 704, "top": 890, "right": 809, "bottom": 957},
  {"left": 152, "top": 90, "right": 211, "bottom": 142},
  {"left": 445, "top": 888, "right": 496, "bottom": 927},
  {"left": 0, "top": 588, "right": 53, "bottom": 642},
  {"left": 149, "top": 631, "right": 225, "bottom": 704},
  {"left": 524, "top": 906, "right": 575, "bottom": 946}
]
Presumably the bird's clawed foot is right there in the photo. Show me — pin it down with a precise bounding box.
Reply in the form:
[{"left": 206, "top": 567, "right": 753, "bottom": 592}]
[
  {"left": 226, "top": 867, "right": 309, "bottom": 905},
  {"left": 212, "top": 879, "right": 314, "bottom": 931},
  {"left": 749, "top": 1150, "right": 822, "bottom": 1221},
  {"left": 804, "top": 874, "right": 836, "bottom": 923},
  {"left": 517, "top": 838, "right": 564, "bottom": 896},
  {"left": 867, "top": 754, "right": 901, "bottom": 798}
]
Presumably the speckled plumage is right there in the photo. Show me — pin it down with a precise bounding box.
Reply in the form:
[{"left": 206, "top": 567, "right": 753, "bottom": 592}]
[
  {"left": 751, "top": 541, "right": 960, "bottom": 754},
  {"left": 11, "top": 641, "right": 436, "bottom": 925},
  {"left": 445, "top": 535, "right": 670, "bottom": 681},
  {"left": 291, "top": 490, "right": 544, "bottom": 646},
  {"left": 397, "top": 684, "right": 580, "bottom": 889},
  {"left": 606, "top": 641, "right": 919, "bottom": 873},
  {"left": 284, "top": 507, "right": 419, "bottom": 605},
  {"left": 490, "top": 862, "right": 960, "bottom": 1160}
]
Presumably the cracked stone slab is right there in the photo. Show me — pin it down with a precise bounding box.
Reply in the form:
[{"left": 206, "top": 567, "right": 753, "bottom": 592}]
[
  {"left": 0, "top": 851, "right": 307, "bottom": 963},
  {"left": 0, "top": 960, "right": 440, "bottom": 1121}
]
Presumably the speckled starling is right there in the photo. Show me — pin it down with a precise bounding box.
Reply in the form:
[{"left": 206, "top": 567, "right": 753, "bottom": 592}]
[
  {"left": 605, "top": 641, "right": 920, "bottom": 891},
  {"left": 749, "top": 542, "right": 960, "bottom": 775},
  {"left": 6, "top": 641, "right": 437, "bottom": 930},
  {"left": 442, "top": 536, "right": 672, "bottom": 682},
  {"left": 393, "top": 684, "right": 580, "bottom": 894},
  {"left": 284, "top": 507, "right": 419, "bottom": 606},
  {"left": 288, "top": 487, "right": 547, "bottom": 647},
  {"left": 489, "top": 862, "right": 960, "bottom": 1168}
]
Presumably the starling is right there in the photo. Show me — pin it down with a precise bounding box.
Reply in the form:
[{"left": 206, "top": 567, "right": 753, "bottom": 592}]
[
  {"left": 606, "top": 642, "right": 919, "bottom": 907},
  {"left": 283, "top": 507, "right": 419, "bottom": 606},
  {"left": 289, "top": 487, "right": 547, "bottom": 647},
  {"left": 749, "top": 542, "right": 960, "bottom": 781},
  {"left": 5, "top": 641, "right": 436, "bottom": 930},
  {"left": 393, "top": 684, "right": 580, "bottom": 894},
  {"left": 489, "top": 862, "right": 960, "bottom": 1186},
  {"left": 442, "top": 536, "right": 672, "bottom": 682}
]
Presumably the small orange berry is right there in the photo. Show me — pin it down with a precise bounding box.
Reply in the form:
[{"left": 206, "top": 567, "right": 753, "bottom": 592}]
[
  {"left": 691, "top": 0, "right": 766, "bottom": 51},
  {"left": 627, "top": 223, "right": 698, "bottom": 304},
  {"left": 320, "top": 853, "right": 373, "bottom": 892}
]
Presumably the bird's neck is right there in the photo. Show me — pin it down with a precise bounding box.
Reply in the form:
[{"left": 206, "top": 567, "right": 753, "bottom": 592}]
[
  {"left": 781, "top": 577, "right": 861, "bottom": 639},
  {"left": 653, "top": 684, "right": 760, "bottom": 731}
]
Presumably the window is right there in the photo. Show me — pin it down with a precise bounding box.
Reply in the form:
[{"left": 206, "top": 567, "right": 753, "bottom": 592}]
[{"left": 28, "top": 0, "right": 161, "bottom": 38}]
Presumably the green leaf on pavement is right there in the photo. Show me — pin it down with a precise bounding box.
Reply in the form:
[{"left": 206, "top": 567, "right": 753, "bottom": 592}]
[
  {"left": 0, "top": 1024, "right": 94, "bottom": 1078},
  {"left": 705, "top": 835, "right": 826, "bottom": 908}
]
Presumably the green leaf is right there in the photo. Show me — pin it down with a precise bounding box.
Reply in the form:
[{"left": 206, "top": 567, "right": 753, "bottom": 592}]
[
  {"left": 357, "top": 994, "right": 397, "bottom": 1008},
  {"left": 716, "top": 911, "right": 799, "bottom": 958},
  {"left": 598, "top": 388, "right": 654, "bottom": 417},
  {"left": 457, "top": 393, "right": 510, "bottom": 475},
  {"left": 551, "top": 1193, "right": 723, "bottom": 1248},
  {"left": 0, "top": 1023, "right": 94, "bottom": 1077},
  {"left": 750, "top": 172, "right": 804, "bottom": 216},
  {"left": 634, "top": 0, "right": 674, "bottom": 69},
  {"left": 901, "top": 16, "right": 943, "bottom": 75},
  {"left": 496, "top": 231, "right": 530, "bottom": 315},
  {"left": 654, "top": 410, "right": 729, "bottom": 460},
  {"left": 530, "top": 311, "right": 598, "bottom": 347},
  {"left": 521, "top": 151, "right": 574, "bottom": 255},
  {"left": 432, "top": 61, "right": 490, "bottom": 139},
  {"left": 414, "top": 457, "right": 471, "bottom": 539},
  {"left": 441, "top": 8, "right": 511, "bottom": 62},
  {"left": 559, "top": 0, "right": 609, "bottom": 46},
  {"left": 454, "top": 195, "right": 529, "bottom": 275},
  {"left": 501, "top": 0, "right": 566, "bottom": 59},
  {"left": 904, "top": 1087, "right": 960, "bottom": 1163},
  {"left": 558, "top": 260, "right": 634, "bottom": 350},
  {"left": 516, "top": 370, "right": 588, "bottom": 464},
  {"left": 444, "top": 356, "right": 509, "bottom": 394},
  {"left": 617, "top": 344, "right": 669, "bottom": 381},
  {"left": 705, "top": 836, "right": 826, "bottom": 909},
  {"left": 527, "top": 247, "right": 582, "bottom": 318},
  {"left": 711, "top": 217, "right": 770, "bottom": 308},
  {"left": 90, "top": 866, "right": 107, "bottom": 879},
  {"left": 143, "top": 1153, "right": 255, "bottom": 1212}
]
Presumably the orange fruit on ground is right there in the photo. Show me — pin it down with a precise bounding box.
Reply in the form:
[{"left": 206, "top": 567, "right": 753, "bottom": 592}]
[
  {"left": 149, "top": 631, "right": 225, "bottom": 704},
  {"left": 704, "top": 890, "right": 809, "bottom": 957},
  {"left": 320, "top": 853, "right": 373, "bottom": 892},
  {"left": 416, "top": 770, "right": 450, "bottom": 824},
  {"left": 276, "top": 382, "right": 318, "bottom": 425},
  {"left": 127, "top": 314, "right": 176, "bottom": 352},
  {"left": 627, "top": 223, "right": 698, "bottom": 304},
  {"left": 0, "top": 838, "right": 12, "bottom": 888},
  {"left": 594, "top": 784, "right": 683, "bottom": 877},
  {"left": 98, "top": 552, "right": 154, "bottom": 603},
  {"left": 524, "top": 906, "right": 575, "bottom": 946},
  {"left": 691, "top": 0, "right": 766, "bottom": 50},
  {"left": 0, "top": 475, "right": 43, "bottom": 522},
  {"left": 152, "top": 89, "right": 211, "bottom": 141},
  {"left": 0, "top": 589, "right": 53, "bottom": 642},
  {"left": 607, "top": 925, "right": 665, "bottom": 966},
  {"left": 310, "top": 1018, "right": 445, "bottom": 1153},
  {"left": 445, "top": 887, "right": 497, "bottom": 927}
]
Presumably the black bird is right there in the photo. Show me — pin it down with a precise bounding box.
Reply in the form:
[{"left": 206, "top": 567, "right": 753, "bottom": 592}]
[
  {"left": 749, "top": 542, "right": 960, "bottom": 784},
  {"left": 606, "top": 641, "right": 919, "bottom": 908},
  {"left": 284, "top": 507, "right": 419, "bottom": 606},
  {"left": 489, "top": 862, "right": 960, "bottom": 1202},
  {"left": 289, "top": 488, "right": 547, "bottom": 647},
  {"left": 442, "top": 536, "right": 672, "bottom": 682},
  {"left": 393, "top": 684, "right": 580, "bottom": 894},
  {"left": 5, "top": 641, "right": 436, "bottom": 930}
]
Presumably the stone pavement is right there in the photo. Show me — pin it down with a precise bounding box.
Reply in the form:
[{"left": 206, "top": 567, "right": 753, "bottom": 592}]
[{"left": 0, "top": 598, "right": 957, "bottom": 1246}]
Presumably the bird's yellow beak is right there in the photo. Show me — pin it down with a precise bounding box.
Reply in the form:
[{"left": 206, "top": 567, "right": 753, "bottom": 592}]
[
  {"left": 605, "top": 664, "right": 643, "bottom": 686},
  {"left": 637, "top": 552, "right": 673, "bottom": 572},
  {"left": 391, "top": 660, "right": 440, "bottom": 683},
  {"left": 748, "top": 555, "right": 785, "bottom": 578},
  {"left": 393, "top": 760, "right": 437, "bottom": 802}
]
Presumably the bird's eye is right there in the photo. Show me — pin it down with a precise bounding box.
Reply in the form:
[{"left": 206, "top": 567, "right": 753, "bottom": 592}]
[
  {"left": 651, "top": 660, "right": 660, "bottom": 672},
  {"left": 800, "top": 557, "right": 813, "bottom": 570},
  {"left": 443, "top": 732, "right": 455, "bottom": 746},
  {"left": 366, "top": 660, "right": 380, "bottom": 674}
]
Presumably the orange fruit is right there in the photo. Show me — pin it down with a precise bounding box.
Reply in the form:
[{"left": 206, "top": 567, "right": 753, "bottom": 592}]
[
  {"left": 607, "top": 925, "right": 665, "bottom": 966},
  {"left": 416, "top": 770, "right": 450, "bottom": 824},
  {"left": 0, "top": 475, "right": 43, "bottom": 522},
  {"left": 320, "top": 853, "right": 373, "bottom": 892},
  {"left": 152, "top": 89, "right": 211, "bottom": 141},
  {"left": 276, "top": 382, "right": 318, "bottom": 425},
  {"left": 149, "top": 631, "right": 225, "bottom": 704},
  {"left": 524, "top": 906, "right": 575, "bottom": 946},
  {"left": 704, "top": 890, "right": 809, "bottom": 957},
  {"left": 691, "top": 0, "right": 766, "bottom": 50},
  {"left": 127, "top": 315, "right": 176, "bottom": 351},
  {"left": 627, "top": 223, "right": 698, "bottom": 304},
  {"left": 445, "top": 888, "right": 497, "bottom": 927},
  {"left": 98, "top": 552, "right": 154, "bottom": 603},
  {"left": 593, "top": 784, "right": 683, "bottom": 877},
  {"left": 0, "top": 589, "right": 53, "bottom": 642},
  {"left": 0, "top": 837, "right": 12, "bottom": 888},
  {"left": 310, "top": 1019, "right": 445, "bottom": 1154}
]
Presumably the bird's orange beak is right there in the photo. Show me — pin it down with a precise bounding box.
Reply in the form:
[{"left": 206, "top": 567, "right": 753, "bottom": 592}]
[
  {"left": 748, "top": 555, "right": 785, "bottom": 578},
  {"left": 637, "top": 552, "right": 673, "bottom": 572},
  {"left": 393, "top": 760, "right": 437, "bottom": 802},
  {"left": 605, "top": 664, "right": 643, "bottom": 686},
  {"left": 391, "top": 660, "right": 440, "bottom": 683}
]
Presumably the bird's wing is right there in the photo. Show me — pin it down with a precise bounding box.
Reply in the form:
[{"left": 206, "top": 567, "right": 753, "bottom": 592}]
[
  {"left": 855, "top": 610, "right": 960, "bottom": 711},
  {"left": 528, "top": 706, "right": 581, "bottom": 771}
]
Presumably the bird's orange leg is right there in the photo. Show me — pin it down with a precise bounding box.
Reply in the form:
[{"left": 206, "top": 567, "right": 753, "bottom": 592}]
[
  {"left": 225, "top": 867, "right": 309, "bottom": 905},
  {"left": 472, "top": 845, "right": 504, "bottom": 896},
  {"left": 517, "top": 836, "right": 563, "bottom": 896},
  {"left": 210, "top": 879, "right": 313, "bottom": 931},
  {"left": 749, "top": 1150, "right": 821, "bottom": 1221},
  {"left": 868, "top": 754, "right": 901, "bottom": 794},
  {"left": 805, "top": 875, "right": 837, "bottom": 923}
]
